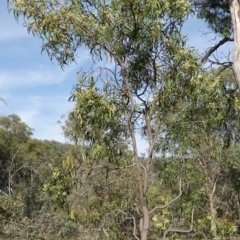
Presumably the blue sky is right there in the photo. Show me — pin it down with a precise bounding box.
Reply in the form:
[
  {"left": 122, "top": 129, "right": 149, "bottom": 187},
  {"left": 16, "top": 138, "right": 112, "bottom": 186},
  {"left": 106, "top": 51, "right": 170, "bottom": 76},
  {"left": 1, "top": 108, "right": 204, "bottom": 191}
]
[
  {"left": 0, "top": 1, "right": 232, "bottom": 144},
  {"left": 0, "top": 1, "right": 93, "bottom": 142}
]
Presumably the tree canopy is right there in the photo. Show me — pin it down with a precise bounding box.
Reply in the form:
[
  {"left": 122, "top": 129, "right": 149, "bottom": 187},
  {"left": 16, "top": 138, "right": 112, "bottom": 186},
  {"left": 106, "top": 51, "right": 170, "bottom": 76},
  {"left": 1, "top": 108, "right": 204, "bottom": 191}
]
[{"left": 4, "top": 0, "right": 240, "bottom": 239}]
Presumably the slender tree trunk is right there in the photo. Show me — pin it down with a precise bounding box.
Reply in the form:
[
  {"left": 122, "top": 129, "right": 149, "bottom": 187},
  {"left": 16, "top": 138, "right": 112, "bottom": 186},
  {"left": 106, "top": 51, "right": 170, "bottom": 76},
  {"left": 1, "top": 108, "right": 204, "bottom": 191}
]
[
  {"left": 207, "top": 175, "right": 219, "bottom": 240},
  {"left": 140, "top": 205, "right": 150, "bottom": 240},
  {"left": 209, "top": 191, "right": 217, "bottom": 239},
  {"left": 130, "top": 120, "right": 150, "bottom": 240},
  {"left": 8, "top": 148, "right": 20, "bottom": 196},
  {"left": 230, "top": 0, "right": 240, "bottom": 88},
  {"left": 124, "top": 74, "right": 152, "bottom": 239}
]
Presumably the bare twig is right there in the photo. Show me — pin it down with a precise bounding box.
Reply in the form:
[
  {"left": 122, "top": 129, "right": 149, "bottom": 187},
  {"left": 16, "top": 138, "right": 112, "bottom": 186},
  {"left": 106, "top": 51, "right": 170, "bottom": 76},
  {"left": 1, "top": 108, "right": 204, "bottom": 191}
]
[
  {"left": 26, "top": 166, "right": 46, "bottom": 183},
  {"left": 8, "top": 148, "right": 21, "bottom": 196},
  {"left": 100, "top": 209, "right": 139, "bottom": 240},
  {"left": 115, "top": 209, "right": 139, "bottom": 240},
  {"left": 163, "top": 208, "right": 195, "bottom": 240},
  {"left": 0, "top": 189, "right": 10, "bottom": 197},
  {"left": 149, "top": 178, "right": 182, "bottom": 215},
  {"left": 12, "top": 165, "right": 26, "bottom": 178},
  {"left": 201, "top": 37, "right": 234, "bottom": 64},
  {"left": 103, "top": 228, "right": 109, "bottom": 237}
]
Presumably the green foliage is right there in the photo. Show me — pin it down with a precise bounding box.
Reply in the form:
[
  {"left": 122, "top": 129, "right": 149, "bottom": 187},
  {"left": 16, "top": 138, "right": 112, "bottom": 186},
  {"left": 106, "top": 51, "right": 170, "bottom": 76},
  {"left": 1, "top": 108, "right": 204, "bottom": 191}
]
[
  {"left": 8, "top": 0, "right": 191, "bottom": 66},
  {"left": 193, "top": 0, "right": 232, "bottom": 37},
  {"left": 67, "top": 74, "right": 132, "bottom": 165},
  {"left": 153, "top": 67, "right": 240, "bottom": 239},
  {"left": 0, "top": 114, "right": 33, "bottom": 139},
  {"left": 42, "top": 154, "right": 79, "bottom": 211},
  {"left": 6, "top": 0, "right": 240, "bottom": 239},
  {"left": 0, "top": 114, "right": 87, "bottom": 239}
]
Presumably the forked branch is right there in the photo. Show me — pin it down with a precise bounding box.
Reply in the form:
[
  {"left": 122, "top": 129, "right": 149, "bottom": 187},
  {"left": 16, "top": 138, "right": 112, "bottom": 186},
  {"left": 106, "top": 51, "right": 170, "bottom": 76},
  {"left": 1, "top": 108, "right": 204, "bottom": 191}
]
[{"left": 201, "top": 37, "right": 233, "bottom": 64}]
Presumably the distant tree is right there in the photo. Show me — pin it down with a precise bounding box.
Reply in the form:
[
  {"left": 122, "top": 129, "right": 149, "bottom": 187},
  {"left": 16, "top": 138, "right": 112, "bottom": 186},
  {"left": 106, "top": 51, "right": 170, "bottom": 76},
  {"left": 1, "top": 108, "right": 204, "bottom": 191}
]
[
  {"left": 0, "top": 114, "right": 33, "bottom": 140},
  {"left": 0, "top": 114, "right": 33, "bottom": 196},
  {"left": 0, "top": 114, "right": 83, "bottom": 239}
]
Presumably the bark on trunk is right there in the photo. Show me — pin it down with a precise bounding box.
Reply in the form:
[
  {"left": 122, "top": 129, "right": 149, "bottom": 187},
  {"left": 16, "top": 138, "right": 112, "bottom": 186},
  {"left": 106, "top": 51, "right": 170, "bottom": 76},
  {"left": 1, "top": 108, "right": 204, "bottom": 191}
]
[
  {"left": 140, "top": 205, "right": 150, "bottom": 240},
  {"left": 124, "top": 70, "right": 151, "bottom": 240},
  {"left": 230, "top": 0, "right": 240, "bottom": 88},
  {"left": 209, "top": 192, "right": 217, "bottom": 239}
]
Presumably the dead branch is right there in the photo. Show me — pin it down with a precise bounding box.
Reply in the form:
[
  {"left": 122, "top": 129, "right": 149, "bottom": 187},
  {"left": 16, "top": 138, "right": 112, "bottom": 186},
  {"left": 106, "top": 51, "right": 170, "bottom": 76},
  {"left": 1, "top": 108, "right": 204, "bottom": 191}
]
[
  {"left": 0, "top": 189, "right": 10, "bottom": 197},
  {"left": 100, "top": 209, "right": 139, "bottom": 240},
  {"left": 201, "top": 37, "right": 233, "bottom": 65},
  {"left": 115, "top": 209, "right": 139, "bottom": 240},
  {"left": 162, "top": 208, "right": 195, "bottom": 240},
  {"left": 149, "top": 179, "right": 182, "bottom": 215}
]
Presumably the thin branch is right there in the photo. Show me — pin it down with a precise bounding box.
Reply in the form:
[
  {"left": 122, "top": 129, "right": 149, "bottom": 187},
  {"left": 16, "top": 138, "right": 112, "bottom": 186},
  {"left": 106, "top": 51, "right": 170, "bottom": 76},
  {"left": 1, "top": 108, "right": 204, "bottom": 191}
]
[
  {"left": 26, "top": 166, "right": 46, "bottom": 183},
  {"left": 136, "top": 82, "right": 149, "bottom": 100},
  {"left": 149, "top": 178, "right": 182, "bottom": 215},
  {"left": 211, "top": 175, "right": 219, "bottom": 198},
  {"left": 0, "top": 189, "right": 10, "bottom": 197},
  {"left": 201, "top": 37, "right": 234, "bottom": 64},
  {"left": 8, "top": 147, "right": 21, "bottom": 196},
  {"left": 163, "top": 208, "right": 195, "bottom": 240},
  {"left": 12, "top": 165, "right": 26, "bottom": 178},
  {"left": 100, "top": 209, "right": 139, "bottom": 240},
  {"left": 214, "top": 64, "right": 233, "bottom": 78},
  {"left": 207, "top": 59, "right": 232, "bottom": 68},
  {"left": 103, "top": 228, "right": 109, "bottom": 237},
  {"left": 115, "top": 209, "right": 139, "bottom": 240}
]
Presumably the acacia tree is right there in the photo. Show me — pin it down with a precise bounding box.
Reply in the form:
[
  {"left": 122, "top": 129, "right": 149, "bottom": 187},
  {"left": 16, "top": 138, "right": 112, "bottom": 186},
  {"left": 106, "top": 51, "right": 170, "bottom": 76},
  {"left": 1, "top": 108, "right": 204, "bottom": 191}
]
[
  {"left": 8, "top": 0, "right": 217, "bottom": 239},
  {"left": 159, "top": 67, "right": 240, "bottom": 239}
]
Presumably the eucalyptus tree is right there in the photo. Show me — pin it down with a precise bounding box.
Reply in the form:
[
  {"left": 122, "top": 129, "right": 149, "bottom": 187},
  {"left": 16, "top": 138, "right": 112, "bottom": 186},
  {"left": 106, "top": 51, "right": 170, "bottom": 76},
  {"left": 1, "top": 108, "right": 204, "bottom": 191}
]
[
  {"left": 192, "top": 0, "right": 240, "bottom": 87},
  {"left": 7, "top": 0, "right": 216, "bottom": 238}
]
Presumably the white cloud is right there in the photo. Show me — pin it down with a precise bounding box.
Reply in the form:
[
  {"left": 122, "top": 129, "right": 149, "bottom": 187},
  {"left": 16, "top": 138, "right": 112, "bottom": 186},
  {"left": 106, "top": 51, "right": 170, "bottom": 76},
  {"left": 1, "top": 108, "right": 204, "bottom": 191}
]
[
  {"left": 9, "top": 95, "right": 75, "bottom": 142},
  {"left": 32, "top": 120, "right": 66, "bottom": 142},
  {"left": 16, "top": 109, "right": 39, "bottom": 128},
  {"left": 0, "top": 68, "right": 63, "bottom": 89},
  {"left": 0, "top": 63, "right": 77, "bottom": 90}
]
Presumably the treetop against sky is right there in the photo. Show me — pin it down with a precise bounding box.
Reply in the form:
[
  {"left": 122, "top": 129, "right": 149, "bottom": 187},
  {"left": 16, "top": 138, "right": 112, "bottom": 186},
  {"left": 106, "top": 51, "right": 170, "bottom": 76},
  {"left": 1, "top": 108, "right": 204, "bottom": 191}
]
[{"left": 0, "top": 1, "right": 231, "bottom": 143}]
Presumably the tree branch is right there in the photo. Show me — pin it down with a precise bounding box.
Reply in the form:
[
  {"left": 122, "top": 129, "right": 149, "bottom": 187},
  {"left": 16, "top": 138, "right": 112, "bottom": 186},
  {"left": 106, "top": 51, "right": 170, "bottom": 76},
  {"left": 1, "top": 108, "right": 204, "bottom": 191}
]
[
  {"left": 115, "top": 209, "right": 139, "bottom": 240},
  {"left": 149, "top": 178, "right": 182, "bottom": 215},
  {"left": 163, "top": 208, "right": 195, "bottom": 239},
  {"left": 101, "top": 209, "right": 139, "bottom": 240},
  {"left": 201, "top": 37, "right": 233, "bottom": 64},
  {"left": 0, "top": 189, "right": 10, "bottom": 197}
]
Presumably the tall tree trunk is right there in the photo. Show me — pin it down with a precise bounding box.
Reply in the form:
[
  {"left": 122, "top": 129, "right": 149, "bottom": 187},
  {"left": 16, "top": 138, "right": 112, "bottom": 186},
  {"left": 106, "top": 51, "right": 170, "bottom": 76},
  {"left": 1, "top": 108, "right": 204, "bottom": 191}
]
[
  {"left": 130, "top": 124, "right": 150, "bottom": 240},
  {"left": 207, "top": 175, "right": 218, "bottom": 240},
  {"left": 124, "top": 64, "right": 154, "bottom": 240},
  {"left": 230, "top": 0, "right": 240, "bottom": 88},
  {"left": 140, "top": 205, "right": 150, "bottom": 240}
]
